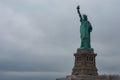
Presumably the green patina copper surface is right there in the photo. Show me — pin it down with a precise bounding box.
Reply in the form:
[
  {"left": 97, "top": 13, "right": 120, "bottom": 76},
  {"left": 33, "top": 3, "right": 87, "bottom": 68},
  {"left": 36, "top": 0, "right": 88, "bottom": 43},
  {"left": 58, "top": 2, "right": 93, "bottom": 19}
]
[{"left": 77, "top": 5, "right": 93, "bottom": 50}]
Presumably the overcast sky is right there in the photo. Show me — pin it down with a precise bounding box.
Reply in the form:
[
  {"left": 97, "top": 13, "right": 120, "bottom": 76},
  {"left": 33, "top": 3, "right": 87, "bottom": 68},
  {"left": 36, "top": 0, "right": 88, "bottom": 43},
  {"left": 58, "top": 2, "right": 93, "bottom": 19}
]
[{"left": 0, "top": 0, "right": 120, "bottom": 80}]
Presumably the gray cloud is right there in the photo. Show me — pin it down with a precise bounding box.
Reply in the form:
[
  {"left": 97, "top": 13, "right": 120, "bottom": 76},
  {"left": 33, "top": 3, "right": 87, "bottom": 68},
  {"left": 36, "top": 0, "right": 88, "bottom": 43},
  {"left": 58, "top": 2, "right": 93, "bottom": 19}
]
[{"left": 0, "top": 0, "right": 120, "bottom": 80}]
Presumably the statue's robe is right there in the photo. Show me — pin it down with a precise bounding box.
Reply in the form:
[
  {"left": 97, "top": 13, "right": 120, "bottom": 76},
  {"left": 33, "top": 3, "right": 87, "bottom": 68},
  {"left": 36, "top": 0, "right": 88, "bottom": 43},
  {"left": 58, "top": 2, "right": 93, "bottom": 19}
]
[{"left": 80, "top": 19, "right": 92, "bottom": 49}]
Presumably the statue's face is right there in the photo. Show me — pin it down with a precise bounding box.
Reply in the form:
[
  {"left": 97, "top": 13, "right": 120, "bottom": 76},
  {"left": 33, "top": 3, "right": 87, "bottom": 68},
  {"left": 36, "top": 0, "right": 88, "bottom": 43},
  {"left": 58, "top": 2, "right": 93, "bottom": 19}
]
[{"left": 83, "top": 15, "right": 87, "bottom": 21}]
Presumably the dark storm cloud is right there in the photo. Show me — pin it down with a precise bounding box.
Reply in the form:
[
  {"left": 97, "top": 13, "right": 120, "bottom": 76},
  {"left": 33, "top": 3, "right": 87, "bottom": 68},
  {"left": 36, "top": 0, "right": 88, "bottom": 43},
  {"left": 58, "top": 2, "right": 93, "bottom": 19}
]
[{"left": 0, "top": 0, "right": 120, "bottom": 80}]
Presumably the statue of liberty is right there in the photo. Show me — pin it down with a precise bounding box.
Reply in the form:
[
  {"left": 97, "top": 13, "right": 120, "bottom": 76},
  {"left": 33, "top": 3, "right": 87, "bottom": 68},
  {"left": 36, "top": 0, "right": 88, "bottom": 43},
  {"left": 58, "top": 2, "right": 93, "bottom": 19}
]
[{"left": 77, "top": 5, "right": 93, "bottom": 50}]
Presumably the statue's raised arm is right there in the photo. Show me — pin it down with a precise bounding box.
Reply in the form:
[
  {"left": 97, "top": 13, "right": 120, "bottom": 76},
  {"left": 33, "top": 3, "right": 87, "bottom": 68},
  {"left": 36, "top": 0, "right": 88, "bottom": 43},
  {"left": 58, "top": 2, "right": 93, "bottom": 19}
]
[{"left": 77, "top": 5, "right": 82, "bottom": 21}]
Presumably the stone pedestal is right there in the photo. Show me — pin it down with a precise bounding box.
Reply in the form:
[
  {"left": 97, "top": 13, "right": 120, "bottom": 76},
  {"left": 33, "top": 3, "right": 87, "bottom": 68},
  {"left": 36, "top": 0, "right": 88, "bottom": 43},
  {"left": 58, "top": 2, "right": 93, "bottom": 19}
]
[
  {"left": 56, "top": 49, "right": 99, "bottom": 80},
  {"left": 72, "top": 49, "right": 98, "bottom": 76}
]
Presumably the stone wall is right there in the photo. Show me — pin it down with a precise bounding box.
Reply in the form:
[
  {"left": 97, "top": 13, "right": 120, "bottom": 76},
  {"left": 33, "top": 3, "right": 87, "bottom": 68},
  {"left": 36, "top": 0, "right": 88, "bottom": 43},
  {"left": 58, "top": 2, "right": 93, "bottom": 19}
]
[
  {"left": 56, "top": 75, "right": 120, "bottom": 80},
  {"left": 98, "top": 75, "right": 120, "bottom": 80}
]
